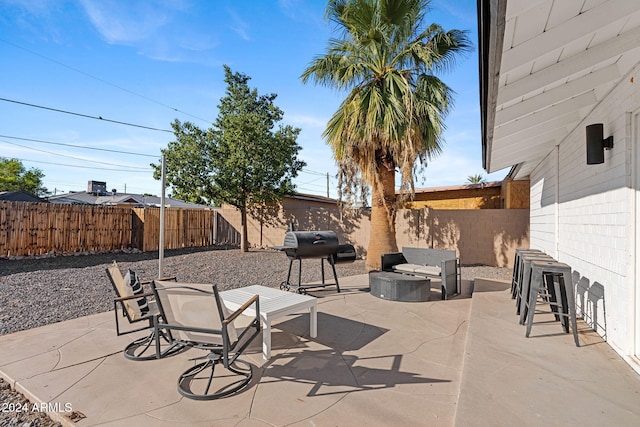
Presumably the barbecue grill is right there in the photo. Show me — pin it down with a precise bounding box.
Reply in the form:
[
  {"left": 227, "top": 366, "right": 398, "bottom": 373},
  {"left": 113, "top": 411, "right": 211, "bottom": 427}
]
[{"left": 272, "top": 230, "right": 356, "bottom": 294}]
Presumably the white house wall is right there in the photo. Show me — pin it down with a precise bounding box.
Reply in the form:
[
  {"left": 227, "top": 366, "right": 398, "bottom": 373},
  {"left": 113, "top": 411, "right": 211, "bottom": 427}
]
[
  {"left": 530, "top": 149, "right": 557, "bottom": 257},
  {"left": 528, "top": 62, "right": 640, "bottom": 366}
]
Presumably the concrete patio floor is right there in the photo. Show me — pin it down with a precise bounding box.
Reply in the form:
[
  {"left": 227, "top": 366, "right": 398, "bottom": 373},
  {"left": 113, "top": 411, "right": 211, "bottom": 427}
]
[{"left": 1, "top": 275, "right": 640, "bottom": 426}]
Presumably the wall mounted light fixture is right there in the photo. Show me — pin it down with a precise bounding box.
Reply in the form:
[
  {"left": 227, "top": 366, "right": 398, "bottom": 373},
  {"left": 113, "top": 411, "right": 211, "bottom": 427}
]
[{"left": 586, "top": 123, "right": 613, "bottom": 165}]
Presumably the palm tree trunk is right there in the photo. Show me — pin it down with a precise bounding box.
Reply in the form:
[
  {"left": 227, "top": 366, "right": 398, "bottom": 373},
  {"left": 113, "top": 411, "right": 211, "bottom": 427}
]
[{"left": 366, "top": 166, "right": 398, "bottom": 270}]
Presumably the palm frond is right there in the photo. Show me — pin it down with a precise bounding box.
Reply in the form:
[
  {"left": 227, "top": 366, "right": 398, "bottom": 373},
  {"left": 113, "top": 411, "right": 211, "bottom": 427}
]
[{"left": 302, "top": 0, "right": 469, "bottom": 196}]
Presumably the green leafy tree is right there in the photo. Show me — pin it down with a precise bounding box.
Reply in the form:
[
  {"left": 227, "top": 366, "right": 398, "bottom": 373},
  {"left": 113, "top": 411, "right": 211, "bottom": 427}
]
[
  {"left": 467, "top": 174, "right": 486, "bottom": 184},
  {"left": 301, "top": 0, "right": 470, "bottom": 270},
  {"left": 153, "top": 121, "right": 213, "bottom": 205},
  {"left": 0, "top": 157, "right": 49, "bottom": 197},
  {"left": 153, "top": 66, "right": 306, "bottom": 251}
]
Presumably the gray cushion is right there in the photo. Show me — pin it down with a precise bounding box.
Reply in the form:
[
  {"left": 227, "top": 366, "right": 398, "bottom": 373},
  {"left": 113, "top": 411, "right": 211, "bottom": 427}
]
[
  {"left": 124, "top": 269, "right": 149, "bottom": 315},
  {"left": 413, "top": 265, "right": 441, "bottom": 276},
  {"left": 392, "top": 263, "right": 441, "bottom": 277},
  {"left": 392, "top": 263, "right": 422, "bottom": 273}
]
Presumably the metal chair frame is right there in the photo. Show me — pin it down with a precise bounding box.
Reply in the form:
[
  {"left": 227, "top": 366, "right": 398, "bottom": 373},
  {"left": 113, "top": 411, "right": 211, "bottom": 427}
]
[
  {"left": 152, "top": 281, "right": 261, "bottom": 400},
  {"left": 105, "top": 262, "right": 183, "bottom": 361}
]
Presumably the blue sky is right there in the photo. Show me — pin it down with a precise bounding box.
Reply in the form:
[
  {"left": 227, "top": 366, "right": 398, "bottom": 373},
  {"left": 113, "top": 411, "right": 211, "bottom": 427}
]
[{"left": 0, "top": 0, "right": 507, "bottom": 199}]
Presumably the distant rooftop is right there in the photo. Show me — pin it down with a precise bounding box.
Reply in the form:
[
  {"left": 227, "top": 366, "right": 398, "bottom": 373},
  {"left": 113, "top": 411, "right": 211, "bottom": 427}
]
[
  {"left": 0, "top": 190, "right": 45, "bottom": 203},
  {"left": 48, "top": 191, "right": 213, "bottom": 209},
  {"left": 411, "top": 181, "right": 502, "bottom": 194},
  {"left": 290, "top": 192, "right": 338, "bottom": 204}
]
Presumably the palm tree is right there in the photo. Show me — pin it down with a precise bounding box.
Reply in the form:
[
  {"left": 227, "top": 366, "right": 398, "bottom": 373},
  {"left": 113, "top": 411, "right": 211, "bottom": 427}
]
[
  {"left": 301, "top": 0, "right": 470, "bottom": 270},
  {"left": 467, "top": 174, "right": 486, "bottom": 184}
]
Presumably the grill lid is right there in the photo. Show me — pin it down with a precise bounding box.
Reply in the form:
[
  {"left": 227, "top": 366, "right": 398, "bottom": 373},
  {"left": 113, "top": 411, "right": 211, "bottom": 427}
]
[{"left": 279, "top": 230, "right": 339, "bottom": 259}]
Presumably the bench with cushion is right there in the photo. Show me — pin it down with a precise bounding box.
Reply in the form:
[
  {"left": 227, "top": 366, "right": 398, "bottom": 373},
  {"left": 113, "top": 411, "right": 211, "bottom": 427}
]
[{"left": 381, "top": 247, "right": 460, "bottom": 300}]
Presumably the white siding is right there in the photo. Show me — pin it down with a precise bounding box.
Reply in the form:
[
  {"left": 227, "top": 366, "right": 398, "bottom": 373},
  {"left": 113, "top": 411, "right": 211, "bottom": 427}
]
[
  {"left": 528, "top": 63, "right": 640, "bottom": 362},
  {"left": 530, "top": 150, "right": 557, "bottom": 256}
]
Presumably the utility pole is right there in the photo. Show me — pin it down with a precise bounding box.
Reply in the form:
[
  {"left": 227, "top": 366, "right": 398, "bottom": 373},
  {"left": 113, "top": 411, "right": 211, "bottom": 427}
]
[
  {"left": 158, "top": 156, "right": 166, "bottom": 277},
  {"left": 326, "top": 173, "right": 330, "bottom": 198}
]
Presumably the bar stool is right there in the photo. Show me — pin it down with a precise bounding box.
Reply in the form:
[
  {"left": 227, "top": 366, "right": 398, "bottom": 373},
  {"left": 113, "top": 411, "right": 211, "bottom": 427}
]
[
  {"left": 524, "top": 260, "right": 580, "bottom": 347},
  {"left": 517, "top": 253, "right": 555, "bottom": 323},
  {"left": 512, "top": 249, "right": 543, "bottom": 299}
]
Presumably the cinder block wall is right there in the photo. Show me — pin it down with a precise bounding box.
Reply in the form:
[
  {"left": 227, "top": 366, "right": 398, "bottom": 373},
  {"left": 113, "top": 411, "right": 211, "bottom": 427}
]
[
  {"left": 395, "top": 209, "right": 529, "bottom": 267},
  {"left": 502, "top": 178, "right": 530, "bottom": 208},
  {"left": 217, "top": 199, "right": 371, "bottom": 255},
  {"left": 219, "top": 202, "right": 529, "bottom": 268},
  {"left": 406, "top": 186, "right": 502, "bottom": 209}
]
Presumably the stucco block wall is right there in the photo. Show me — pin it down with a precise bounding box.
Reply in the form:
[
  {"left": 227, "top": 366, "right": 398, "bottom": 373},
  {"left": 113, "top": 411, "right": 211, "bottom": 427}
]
[
  {"left": 219, "top": 201, "right": 529, "bottom": 268},
  {"left": 528, "top": 63, "right": 640, "bottom": 360},
  {"left": 406, "top": 186, "right": 502, "bottom": 209},
  {"left": 218, "top": 200, "right": 371, "bottom": 257},
  {"left": 395, "top": 209, "right": 529, "bottom": 267},
  {"left": 405, "top": 180, "right": 530, "bottom": 210},
  {"left": 501, "top": 178, "right": 530, "bottom": 208}
]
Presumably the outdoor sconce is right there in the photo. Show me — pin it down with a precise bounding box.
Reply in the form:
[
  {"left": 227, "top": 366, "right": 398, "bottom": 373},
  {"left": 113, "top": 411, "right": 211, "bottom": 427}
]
[{"left": 586, "top": 123, "right": 613, "bottom": 165}]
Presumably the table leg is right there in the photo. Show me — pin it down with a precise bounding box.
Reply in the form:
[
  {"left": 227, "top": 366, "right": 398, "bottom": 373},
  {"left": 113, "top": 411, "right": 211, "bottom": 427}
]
[
  {"left": 263, "top": 319, "right": 271, "bottom": 360},
  {"left": 310, "top": 305, "right": 317, "bottom": 338}
]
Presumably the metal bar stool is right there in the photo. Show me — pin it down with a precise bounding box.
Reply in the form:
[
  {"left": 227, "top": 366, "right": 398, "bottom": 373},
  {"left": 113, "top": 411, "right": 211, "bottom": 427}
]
[
  {"left": 517, "top": 253, "right": 555, "bottom": 323},
  {"left": 512, "top": 249, "right": 543, "bottom": 299},
  {"left": 524, "top": 260, "right": 580, "bottom": 347}
]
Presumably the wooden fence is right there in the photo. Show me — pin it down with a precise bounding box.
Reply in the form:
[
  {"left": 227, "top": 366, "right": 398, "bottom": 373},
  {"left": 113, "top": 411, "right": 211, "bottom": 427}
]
[
  {"left": 0, "top": 202, "right": 240, "bottom": 257},
  {"left": 1, "top": 200, "right": 528, "bottom": 267},
  {"left": 0, "top": 202, "right": 132, "bottom": 256},
  {"left": 132, "top": 207, "right": 240, "bottom": 251}
]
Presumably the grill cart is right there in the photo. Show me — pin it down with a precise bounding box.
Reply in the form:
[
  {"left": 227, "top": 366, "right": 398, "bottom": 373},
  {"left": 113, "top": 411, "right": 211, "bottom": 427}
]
[{"left": 272, "top": 230, "right": 356, "bottom": 294}]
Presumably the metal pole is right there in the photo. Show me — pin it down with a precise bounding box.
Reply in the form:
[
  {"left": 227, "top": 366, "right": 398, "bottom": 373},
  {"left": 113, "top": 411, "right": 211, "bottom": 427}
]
[
  {"left": 158, "top": 155, "right": 166, "bottom": 277},
  {"left": 326, "top": 173, "right": 329, "bottom": 198}
]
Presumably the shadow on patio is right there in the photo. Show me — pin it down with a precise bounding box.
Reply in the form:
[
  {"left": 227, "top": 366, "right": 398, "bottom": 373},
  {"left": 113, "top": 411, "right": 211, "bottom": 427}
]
[
  {"left": 1, "top": 274, "right": 639, "bottom": 426},
  {"left": 260, "top": 349, "right": 450, "bottom": 398}
]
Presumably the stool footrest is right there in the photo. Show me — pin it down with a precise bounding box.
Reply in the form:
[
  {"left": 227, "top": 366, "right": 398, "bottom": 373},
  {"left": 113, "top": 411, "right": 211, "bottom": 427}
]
[{"left": 522, "top": 260, "right": 580, "bottom": 347}]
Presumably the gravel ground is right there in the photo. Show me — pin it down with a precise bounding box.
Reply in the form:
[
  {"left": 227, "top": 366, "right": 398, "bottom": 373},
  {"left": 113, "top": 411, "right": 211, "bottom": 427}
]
[{"left": 0, "top": 245, "right": 512, "bottom": 426}]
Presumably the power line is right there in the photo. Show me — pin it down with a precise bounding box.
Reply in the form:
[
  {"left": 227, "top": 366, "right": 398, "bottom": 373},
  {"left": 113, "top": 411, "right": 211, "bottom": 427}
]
[
  {"left": 297, "top": 179, "right": 327, "bottom": 188},
  {"left": 300, "top": 168, "right": 329, "bottom": 177},
  {"left": 0, "top": 38, "right": 213, "bottom": 125},
  {"left": 2, "top": 133, "right": 338, "bottom": 181},
  {"left": 0, "top": 139, "right": 151, "bottom": 169},
  {"left": 0, "top": 97, "right": 173, "bottom": 133},
  {"left": 0, "top": 134, "right": 157, "bottom": 157},
  {"left": 15, "top": 157, "right": 152, "bottom": 173}
]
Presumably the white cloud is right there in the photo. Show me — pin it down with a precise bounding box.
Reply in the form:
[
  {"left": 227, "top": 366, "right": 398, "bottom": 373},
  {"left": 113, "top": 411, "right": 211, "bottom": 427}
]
[
  {"left": 79, "top": 0, "right": 171, "bottom": 44},
  {"left": 277, "top": 0, "right": 302, "bottom": 19},
  {"left": 226, "top": 9, "right": 250, "bottom": 41},
  {"left": 277, "top": 0, "right": 324, "bottom": 27},
  {"left": 178, "top": 35, "right": 219, "bottom": 52},
  {"left": 77, "top": 0, "right": 219, "bottom": 65}
]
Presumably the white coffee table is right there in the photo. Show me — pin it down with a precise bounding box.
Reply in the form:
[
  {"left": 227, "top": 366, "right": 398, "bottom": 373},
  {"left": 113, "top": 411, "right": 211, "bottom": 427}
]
[{"left": 220, "top": 285, "right": 317, "bottom": 360}]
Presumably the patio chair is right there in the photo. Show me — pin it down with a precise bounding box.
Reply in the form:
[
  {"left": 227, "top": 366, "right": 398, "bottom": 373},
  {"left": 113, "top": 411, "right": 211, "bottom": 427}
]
[
  {"left": 152, "top": 280, "right": 261, "bottom": 400},
  {"left": 105, "top": 261, "right": 183, "bottom": 361}
]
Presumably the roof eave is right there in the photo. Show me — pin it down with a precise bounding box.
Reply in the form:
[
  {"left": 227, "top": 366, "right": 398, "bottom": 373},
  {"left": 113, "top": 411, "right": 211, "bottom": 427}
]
[{"left": 477, "top": 0, "right": 508, "bottom": 173}]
